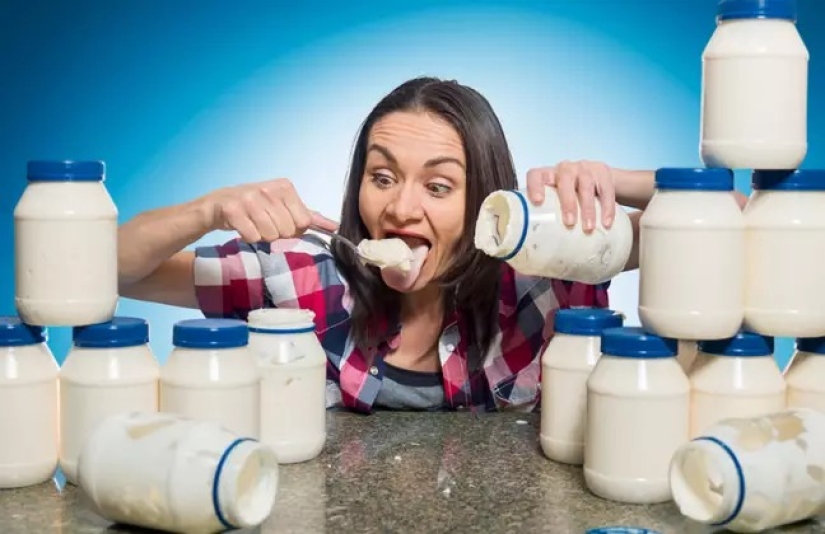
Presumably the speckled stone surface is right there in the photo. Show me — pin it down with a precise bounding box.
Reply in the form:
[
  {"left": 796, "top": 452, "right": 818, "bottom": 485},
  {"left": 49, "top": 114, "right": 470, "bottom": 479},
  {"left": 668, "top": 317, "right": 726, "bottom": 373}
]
[{"left": 1, "top": 412, "right": 824, "bottom": 533}]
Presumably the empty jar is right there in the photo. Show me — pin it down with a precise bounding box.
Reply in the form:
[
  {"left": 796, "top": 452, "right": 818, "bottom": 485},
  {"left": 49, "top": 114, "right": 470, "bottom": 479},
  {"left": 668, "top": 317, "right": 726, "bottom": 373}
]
[
  {"left": 77, "top": 412, "right": 279, "bottom": 533},
  {"left": 474, "top": 185, "right": 633, "bottom": 284},
  {"left": 639, "top": 168, "right": 745, "bottom": 340},
  {"left": 670, "top": 408, "right": 825, "bottom": 533}
]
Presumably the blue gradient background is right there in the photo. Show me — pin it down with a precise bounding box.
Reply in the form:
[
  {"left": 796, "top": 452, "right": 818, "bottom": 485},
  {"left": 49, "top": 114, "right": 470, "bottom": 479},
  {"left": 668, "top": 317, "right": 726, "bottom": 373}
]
[{"left": 1, "top": 0, "right": 823, "bottom": 369}]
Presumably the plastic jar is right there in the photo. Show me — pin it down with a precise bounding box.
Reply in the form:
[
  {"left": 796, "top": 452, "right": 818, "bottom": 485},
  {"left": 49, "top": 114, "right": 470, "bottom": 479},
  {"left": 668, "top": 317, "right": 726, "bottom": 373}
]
[
  {"left": 14, "top": 160, "right": 118, "bottom": 326},
  {"left": 639, "top": 168, "right": 745, "bottom": 340},
  {"left": 670, "top": 408, "right": 825, "bottom": 533},
  {"left": 785, "top": 337, "right": 825, "bottom": 412},
  {"left": 690, "top": 331, "right": 785, "bottom": 438},
  {"left": 584, "top": 327, "right": 690, "bottom": 504},
  {"left": 59, "top": 317, "right": 159, "bottom": 485},
  {"left": 473, "top": 185, "right": 633, "bottom": 284},
  {"left": 0, "top": 317, "right": 58, "bottom": 488},
  {"left": 744, "top": 169, "right": 825, "bottom": 337},
  {"left": 700, "top": 0, "right": 808, "bottom": 169},
  {"left": 160, "top": 319, "right": 260, "bottom": 438},
  {"left": 540, "top": 308, "right": 624, "bottom": 465},
  {"left": 77, "top": 412, "right": 278, "bottom": 533},
  {"left": 247, "top": 308, "right": 327, "bottom": 464}
]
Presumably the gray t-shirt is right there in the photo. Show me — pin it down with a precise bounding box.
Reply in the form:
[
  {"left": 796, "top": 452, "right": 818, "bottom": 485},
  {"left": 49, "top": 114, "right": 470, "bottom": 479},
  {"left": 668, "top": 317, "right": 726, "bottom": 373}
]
[{"left": 374, "top": 361, "right": 445, "bottom": 410}]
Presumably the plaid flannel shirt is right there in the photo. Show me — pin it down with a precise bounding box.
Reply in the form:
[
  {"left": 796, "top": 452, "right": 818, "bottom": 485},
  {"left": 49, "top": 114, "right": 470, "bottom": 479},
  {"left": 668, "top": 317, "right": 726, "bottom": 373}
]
[{"left": 193, "top": 235, "right": 610, "bottom": 413}]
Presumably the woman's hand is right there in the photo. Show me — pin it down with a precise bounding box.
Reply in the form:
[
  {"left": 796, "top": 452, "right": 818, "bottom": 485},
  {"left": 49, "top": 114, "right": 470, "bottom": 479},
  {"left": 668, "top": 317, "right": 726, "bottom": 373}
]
[
  {"left": 526, "top": 160, "right": 617, "bottom": 233},
  {"left": 199, "top": 178, "right": 338, "bottom": 243}
]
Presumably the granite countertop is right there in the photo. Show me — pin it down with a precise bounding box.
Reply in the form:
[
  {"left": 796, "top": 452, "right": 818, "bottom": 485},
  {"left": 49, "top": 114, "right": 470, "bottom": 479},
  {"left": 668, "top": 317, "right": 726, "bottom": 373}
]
[{"left": 1, "top": 412, "right": 823, "bottom": 534}]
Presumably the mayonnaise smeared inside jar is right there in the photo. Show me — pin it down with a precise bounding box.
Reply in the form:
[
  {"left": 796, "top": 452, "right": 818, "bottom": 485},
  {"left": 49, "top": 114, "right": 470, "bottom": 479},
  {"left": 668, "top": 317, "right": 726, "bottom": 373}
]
[{"left": 474, "top": 185, "right": 632, "bottom": 284}]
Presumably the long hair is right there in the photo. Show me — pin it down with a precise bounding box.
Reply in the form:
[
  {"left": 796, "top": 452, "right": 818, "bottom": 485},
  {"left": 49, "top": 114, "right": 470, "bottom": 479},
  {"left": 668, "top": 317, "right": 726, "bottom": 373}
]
[{"left": 332, "top": 77, "right": 518, "bottom": 368}]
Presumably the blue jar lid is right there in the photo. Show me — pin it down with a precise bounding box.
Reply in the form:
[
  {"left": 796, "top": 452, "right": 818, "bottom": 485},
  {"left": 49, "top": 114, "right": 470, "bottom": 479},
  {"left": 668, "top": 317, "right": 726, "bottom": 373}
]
[
  {"left": 718, "top": 0, "right": 797, "bottom": 21},
  {"left": 587, "top": 528, "right": 662, "bottom": 534},
  {"left": 601, "top": 327, "right": 677, "bottom": 358},
  {"left": 655, "top": 168, "right": 734, "bottom": 191},
  {"left": 797, "top": 337, "right": 825, "bottom": 355},
  {"left": 554, "top": 308, "right": 624, "bottom": 336},
  {"left": 173, "top": 319, "right": 248, "bottom": 349},
  {"left": 0, "top": 316, "right": 47, "bottom": 346},
  {"left": 698, "top": 331, "right": 774, "bottom": 357},
  {"left": 73, "top": 317, "right": 149, "bottom": 348},
  {"left": 27, "top": 160, "right": 105, "bottom": 182},
  {"left": 751, "top": 169, "right": 825, "bottom": 191}
]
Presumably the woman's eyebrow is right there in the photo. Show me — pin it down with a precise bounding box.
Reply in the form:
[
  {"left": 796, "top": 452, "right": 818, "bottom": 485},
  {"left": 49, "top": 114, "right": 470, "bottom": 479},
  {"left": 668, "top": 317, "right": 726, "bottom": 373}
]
[
  {"left": 366, "top": 144, "right": 398, "bottom": 166},
  {"left": 423, "top": 156, "right": 465, "bottom": 170},
  {"left": 367, "top": 144, "right": 465, "bottom": 170}
]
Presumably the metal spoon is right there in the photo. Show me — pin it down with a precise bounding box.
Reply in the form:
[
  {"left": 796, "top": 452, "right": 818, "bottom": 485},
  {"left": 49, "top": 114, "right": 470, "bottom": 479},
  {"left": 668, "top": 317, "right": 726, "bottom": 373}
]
[
  {"left": 308, "top": 224, "right": 366, "bottom": 259},
  {"left": 308, "top": 224, "right": 413, "bottom": 271}
]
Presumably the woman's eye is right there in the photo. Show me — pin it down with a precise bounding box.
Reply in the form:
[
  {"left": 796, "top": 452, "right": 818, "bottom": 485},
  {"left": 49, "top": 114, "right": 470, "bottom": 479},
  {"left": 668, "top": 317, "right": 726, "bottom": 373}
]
[
  {"left": 371, "top": 173, "right": 394, "bottom": 188},
  {"left": 428, "top": 182, "right": 452, "bottom": 196}
]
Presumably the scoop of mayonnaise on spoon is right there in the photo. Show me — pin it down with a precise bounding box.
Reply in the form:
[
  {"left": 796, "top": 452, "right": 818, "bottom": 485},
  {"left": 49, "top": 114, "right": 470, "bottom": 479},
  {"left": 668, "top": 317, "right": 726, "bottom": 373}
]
[{"left": 356, "top": 238, "right": 428, "bottom": 291}]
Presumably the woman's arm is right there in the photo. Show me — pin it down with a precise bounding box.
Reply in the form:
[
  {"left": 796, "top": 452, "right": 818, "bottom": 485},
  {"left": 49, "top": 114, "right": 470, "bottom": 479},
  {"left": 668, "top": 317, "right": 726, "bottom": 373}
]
[
  {"left": 612, "top": 168, "right": 656, "bottom": 210},
  {"left": 118, "top": 201, "right": 210, "bottom": 308},
  {"left": 623, "top": 211, "right": 642, "bottom": 272},
  {"left": 117, "top": 178, "right": 337, "bottom": 308}
]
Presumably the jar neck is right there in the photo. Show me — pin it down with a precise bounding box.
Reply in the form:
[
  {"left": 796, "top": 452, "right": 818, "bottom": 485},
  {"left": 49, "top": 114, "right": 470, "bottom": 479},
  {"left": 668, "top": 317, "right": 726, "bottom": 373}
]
[
  {"left": 474, "top": 189, "right": 528, "bottom": 259},
  {"left": 670, "top": 437, "right": 743, "bottom": 526},
  {"left": 247, "top": 309, "right": 316, "bottom": 332},
  {"left": 214, "top": 438, "right": 279, "bottom": 529}
]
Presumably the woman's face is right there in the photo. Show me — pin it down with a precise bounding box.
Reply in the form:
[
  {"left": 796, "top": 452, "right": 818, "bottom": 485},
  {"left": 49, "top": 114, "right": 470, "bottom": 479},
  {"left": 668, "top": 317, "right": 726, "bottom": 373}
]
[{"left": 359, "top": 110, "right": 467, "bottom": 293}]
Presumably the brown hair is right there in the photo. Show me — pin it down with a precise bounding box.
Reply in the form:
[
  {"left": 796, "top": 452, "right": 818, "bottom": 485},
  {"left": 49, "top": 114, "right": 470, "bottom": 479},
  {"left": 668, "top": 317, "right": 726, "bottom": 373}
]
[{"left": 332, "top": 77, "right": 517, "bottom": 368}]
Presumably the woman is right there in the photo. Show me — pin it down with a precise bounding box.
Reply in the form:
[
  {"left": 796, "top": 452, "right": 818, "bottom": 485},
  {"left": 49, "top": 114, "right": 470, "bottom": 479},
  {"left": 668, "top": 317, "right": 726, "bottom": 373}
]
[{"left": 118, "top": 76, "right": 657, "bottom": 413}]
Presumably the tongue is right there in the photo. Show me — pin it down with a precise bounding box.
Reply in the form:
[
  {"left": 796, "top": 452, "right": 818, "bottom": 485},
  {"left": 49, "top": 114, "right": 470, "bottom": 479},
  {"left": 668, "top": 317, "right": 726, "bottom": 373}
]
[{"left": 381, "top": 245, "right": 428, "bottom": 291}]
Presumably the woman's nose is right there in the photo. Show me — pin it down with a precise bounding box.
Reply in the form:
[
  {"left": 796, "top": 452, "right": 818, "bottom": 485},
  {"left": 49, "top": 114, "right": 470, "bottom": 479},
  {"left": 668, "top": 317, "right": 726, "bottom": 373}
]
[{"left": 386, "top": 184, "right": 424, "bottom": 223}]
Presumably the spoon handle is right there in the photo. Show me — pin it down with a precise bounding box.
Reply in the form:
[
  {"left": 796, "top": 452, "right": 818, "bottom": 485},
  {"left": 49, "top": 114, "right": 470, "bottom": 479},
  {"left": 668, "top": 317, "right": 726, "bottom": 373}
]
[{"left": 308, "top": 224, "right": 362, "bottom": 257}]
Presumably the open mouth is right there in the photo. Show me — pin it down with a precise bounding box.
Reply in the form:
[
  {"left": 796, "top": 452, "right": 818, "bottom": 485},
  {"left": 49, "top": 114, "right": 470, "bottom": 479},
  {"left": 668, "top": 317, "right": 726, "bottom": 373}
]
[
  {"left": 384, "top": 231, "right": 432, "bottom": 251},
  {"left": 376, "top": 231, "right": 432, "bottom": 291}
]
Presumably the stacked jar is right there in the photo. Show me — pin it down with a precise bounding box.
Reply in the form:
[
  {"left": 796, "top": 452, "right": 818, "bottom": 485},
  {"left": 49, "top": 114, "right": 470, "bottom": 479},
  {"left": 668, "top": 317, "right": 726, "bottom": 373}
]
[
  {"left": 688, "top": 331, "right": 786, "bottom": 439},
  {"left": 664, "top": 2, "right": 817, "bottom": 530},
  {"left": 160, "top": 319, "right": 261, "bottom": 438},
  {"left": 540, "top": 308, "right": 624, "bottom": 465},
  {"left": 584, "top": 327, "right": 690, "bottom": 504},
  {"left": 0, "top": 316, "right": 58, "bottom": 488},
  {"left": 247, "top": 308, "right": 327, "bottom": 464},
  {"left": 14, "top": 160, "right": 119, "bottom": 326},
  {"left": 59, "top": 317, "right": 159, "bottom": 485},
  {"left": 639, "top": 167, "right": 745, "bottom": 341},
  {"left": 744, "top": 170, "right": 825, "bottom": 338},
  {"left": 785, "top": 337, "right": 825, "bottom": 412},
  {"left": 700, "top": 0, "right": 822, "bottom": 342},
  {"left": 700, "top": 0, "right": 808, "bottom": 170}
]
